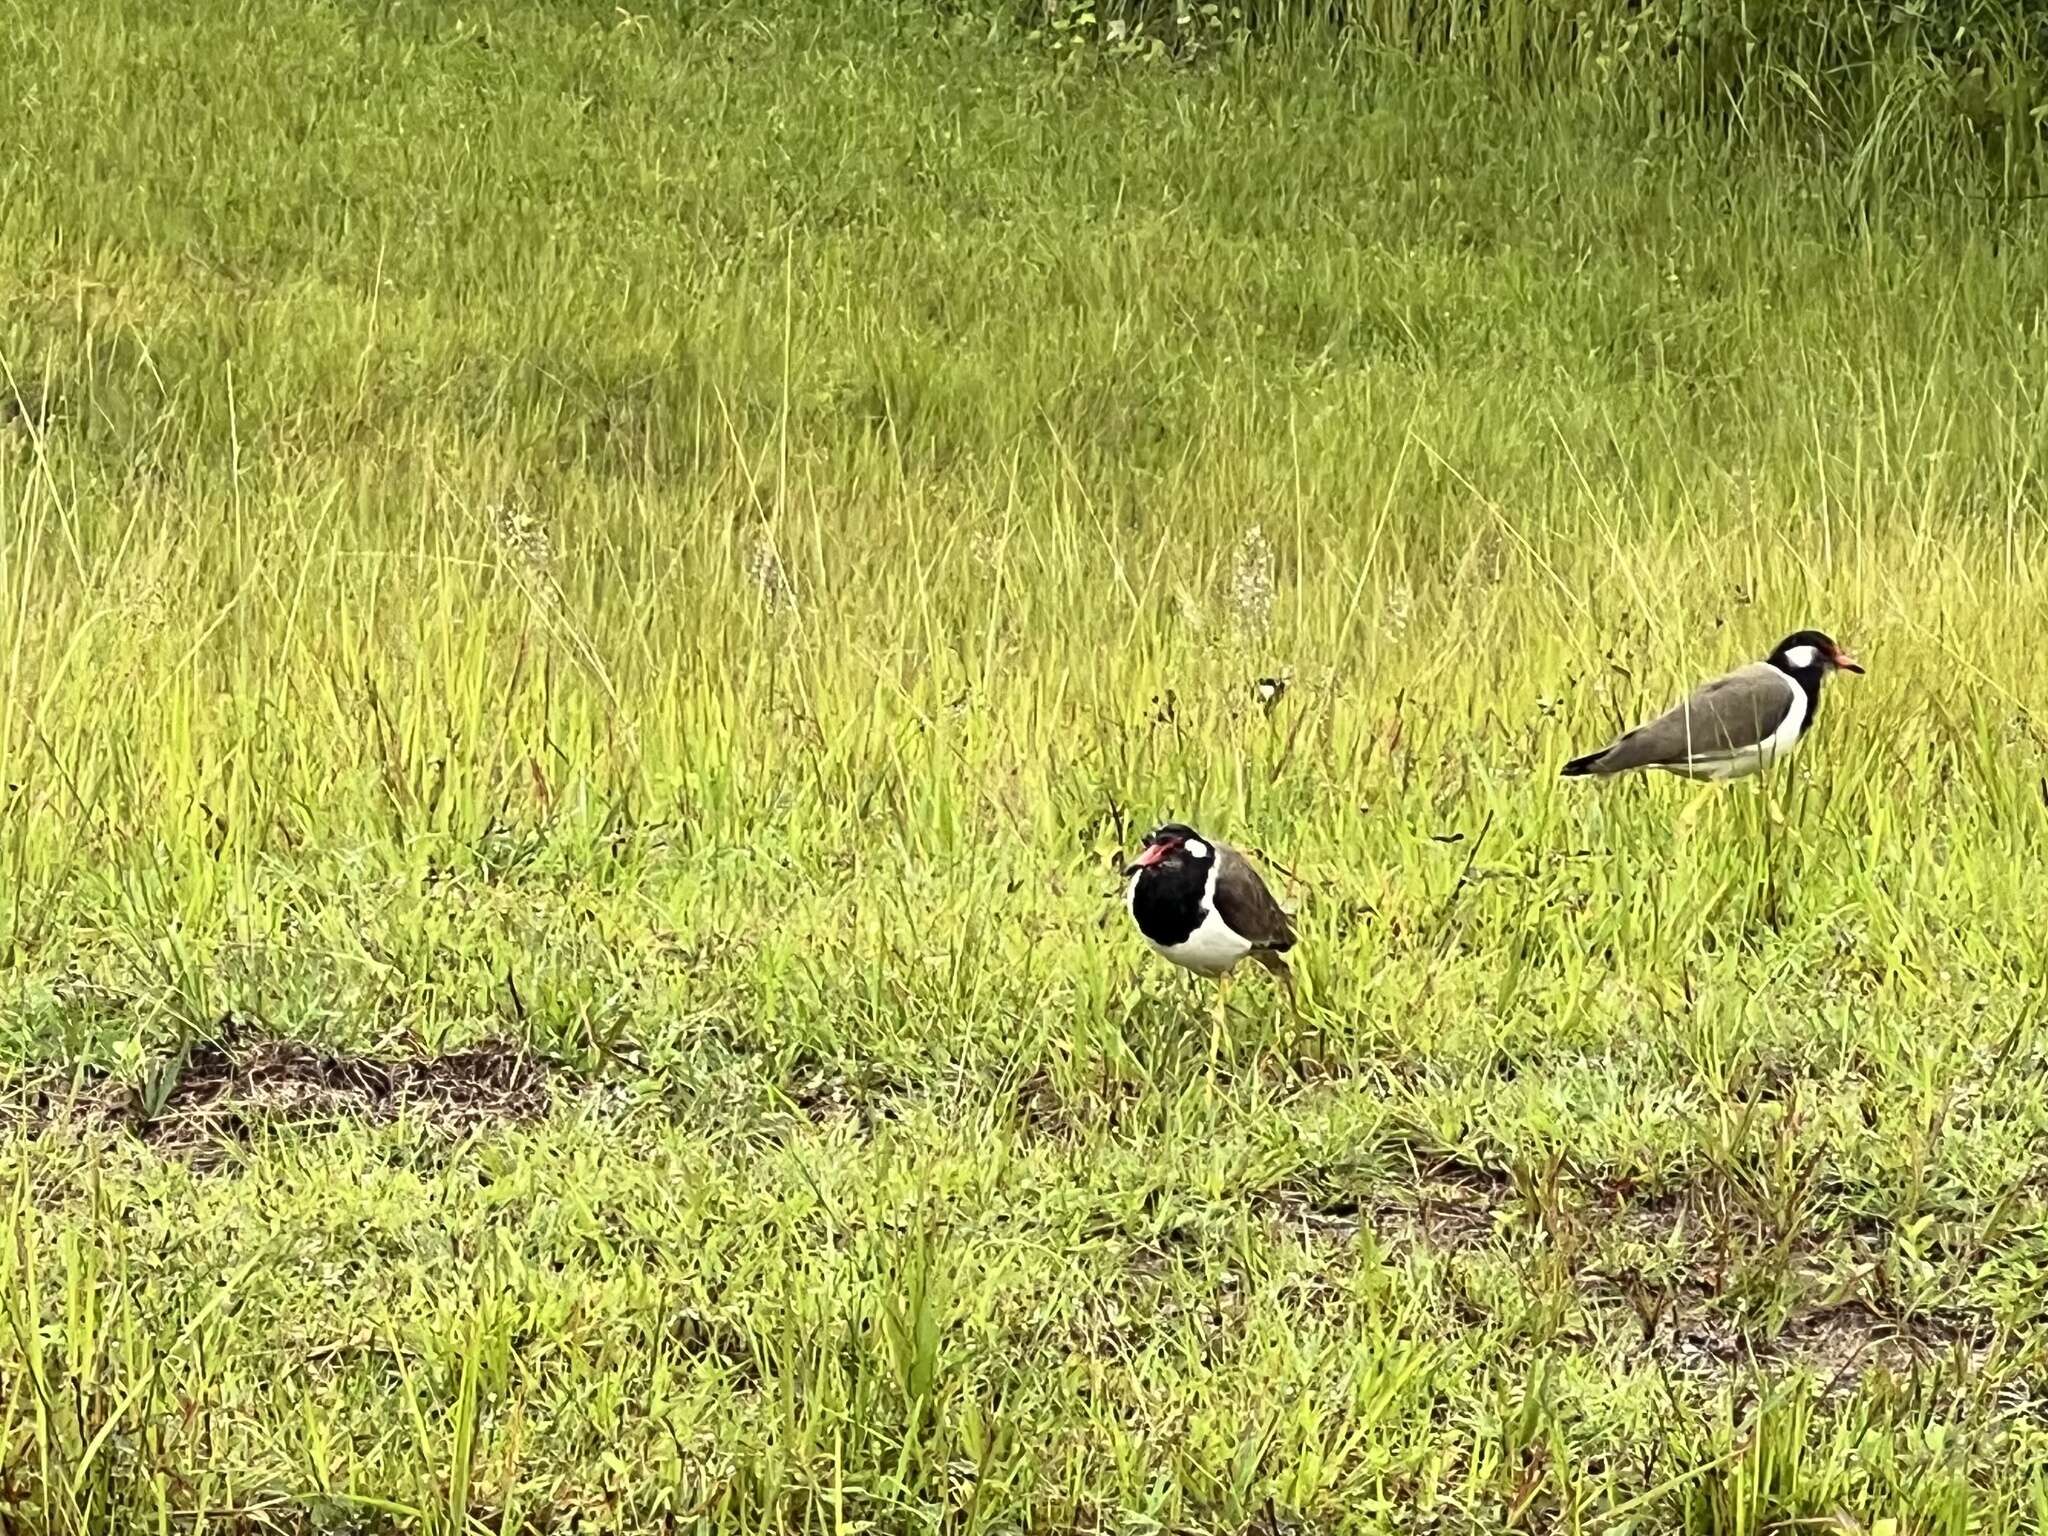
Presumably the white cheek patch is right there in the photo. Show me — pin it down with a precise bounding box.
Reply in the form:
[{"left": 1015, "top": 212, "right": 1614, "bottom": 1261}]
[
  {"left": 1184, "top": 838, "right": 1209, "bottom": 859},
  {"left": 1784, "top": 644, "right": 1819, "bottom": 669}
]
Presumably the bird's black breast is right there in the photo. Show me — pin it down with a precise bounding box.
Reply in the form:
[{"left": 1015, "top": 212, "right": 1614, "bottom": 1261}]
[
  {"left": 1129, "top": 863, "right": 1207, "bottom": 947},
  {"left": 1777, "top": 665, "right": 1825, "bottom": 737}
]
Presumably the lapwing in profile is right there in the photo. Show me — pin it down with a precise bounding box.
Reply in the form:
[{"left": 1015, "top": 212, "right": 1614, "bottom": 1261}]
[
  {"left": 1561, "top": 629, "right": 1863, "bottom": 823},
  {"left": 1124, "top": 822, "right": 1298, "bottom": 1033}
]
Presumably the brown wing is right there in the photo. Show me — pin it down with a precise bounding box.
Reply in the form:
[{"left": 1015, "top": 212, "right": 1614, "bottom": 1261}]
[
  {"left": 1593, "top": 662, "right": 1797, "bottom": 772},
  {"left": 1211, "top": 845, "right": 1296, "bottom": 951}
]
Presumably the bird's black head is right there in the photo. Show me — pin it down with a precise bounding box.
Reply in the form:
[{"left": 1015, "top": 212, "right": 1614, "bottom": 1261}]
[
  {"left": 1768, "top": 630, "right": 1863, "bottom": 678},
  {"left": 1123, "top": 822, "right": 1216, "bottom": 878}
]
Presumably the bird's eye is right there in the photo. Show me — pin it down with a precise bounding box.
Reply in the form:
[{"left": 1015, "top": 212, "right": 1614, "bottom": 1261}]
[{"left": 1184, "top": 838, "right": 1209, "bottom": 859}]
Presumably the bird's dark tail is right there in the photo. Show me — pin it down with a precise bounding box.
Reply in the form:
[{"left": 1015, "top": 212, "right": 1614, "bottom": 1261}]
[{"left": 1559, "top": 750, "right": 1607, "bottom": 778}]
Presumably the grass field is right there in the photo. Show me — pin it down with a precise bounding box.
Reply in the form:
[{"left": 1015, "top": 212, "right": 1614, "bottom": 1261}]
[{"left": 6, "top": 0, "right": 2048, "bottom": 1530}]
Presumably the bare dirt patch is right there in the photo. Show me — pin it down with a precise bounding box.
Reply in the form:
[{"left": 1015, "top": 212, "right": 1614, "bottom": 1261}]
[
  {"left": 12, "top": 1027, "right": 554, "bottom": 1150},
  {"left": 1769, "top": 1300, "right": 1987, "bottom": 1383},
  {"left": 1260, "top": 1149, "right": 1520, "bottom": 1255},
  {"left": 779, "top": 1061, "right": 909, "bottom": 1136},
  {"left": 1257, "top": 1156, "right": 2002, "bottom": 1395},
  {"left": 1374, "top": 1152, "right": 1521, "bottom": 1254},
  {"left": 1013, "top": 1068, "right": 1081, "bottom": 1141},
  {"left": 1614, "top": 1284, "right": 1989, "bottom": 1390}
]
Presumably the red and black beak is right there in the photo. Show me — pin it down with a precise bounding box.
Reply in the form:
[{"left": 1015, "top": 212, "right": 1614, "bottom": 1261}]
[
  {"left": 1831, "top": 645, "right": 1864, "bottom": 674},
  {"left": 1123, "top": 839, "right": 1176, "bottom": 876}
]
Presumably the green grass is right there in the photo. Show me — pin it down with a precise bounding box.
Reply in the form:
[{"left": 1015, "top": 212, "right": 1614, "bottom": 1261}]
[{"left": 5, "top": 0, "right": 2048, "bottom": 1530}]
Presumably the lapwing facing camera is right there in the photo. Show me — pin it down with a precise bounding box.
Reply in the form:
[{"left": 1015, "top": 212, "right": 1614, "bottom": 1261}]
[
  {"left": 1124, "top": 822, "right": 1298, "bottom": 1031},
  {"left": 1561, "top": 629, "right": 1863, "bottom": 822}
]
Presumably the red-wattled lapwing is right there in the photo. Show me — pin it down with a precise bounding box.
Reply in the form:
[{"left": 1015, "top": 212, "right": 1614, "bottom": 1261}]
[
  {"left": 1561, "top": 629, "right": 1863, "bottom": 826},
  {"left": 1124, "top": 822, "right": 1297, "bottom": 1035}
]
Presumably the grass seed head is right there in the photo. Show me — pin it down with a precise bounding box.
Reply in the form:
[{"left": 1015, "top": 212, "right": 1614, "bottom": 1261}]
[
  {"left": 744, "top": 526, "right": 799, "bottom": 613},
  {"left": 1229, "top": 521, "right": 1275, "bottom": 641},
  {"left": 488, "top": 500, "right": 554, "bottom": 573}
]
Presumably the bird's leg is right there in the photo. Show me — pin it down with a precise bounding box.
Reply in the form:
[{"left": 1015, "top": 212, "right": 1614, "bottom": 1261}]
[
  {"left": 1209, "top": 970, "right": 1234, "bottom": 1064},
  {"left": 1674, "top": 789, "right": 1708, "bottom": 836},
  {"left": 1261, "top": 951, "right": 1302, "bottom": 1067},
  {"left": 1674, "top": 781, "right": 1726, "bottom": 839},
  {"left": 1256, "top": 948, "right": 1300, "bottom": 1019},
  {"left": 1762, "top": 779, "right": 1789, "bottom": 829}
]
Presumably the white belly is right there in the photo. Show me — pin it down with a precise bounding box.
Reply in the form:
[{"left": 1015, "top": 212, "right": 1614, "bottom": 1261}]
[
  {"left": 1126, "top": 868, "right": 1254, "bottom": 978},
  {"left": 1147, "top": 904, "right": 1254, "bottom": 976},
  {"left": 1656, "top": 680, "right": 1808, "bottom": 782}
]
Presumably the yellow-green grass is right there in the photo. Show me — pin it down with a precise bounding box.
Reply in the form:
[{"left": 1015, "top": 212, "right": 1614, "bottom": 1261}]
[{"left": 5, "top": 0, "right": 2048, "bottom": 1530}]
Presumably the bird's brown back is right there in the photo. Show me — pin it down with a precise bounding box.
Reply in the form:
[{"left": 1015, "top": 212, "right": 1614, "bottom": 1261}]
[{"left": 1211, "top": 845, "right": 1296, "bottom": 950}]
